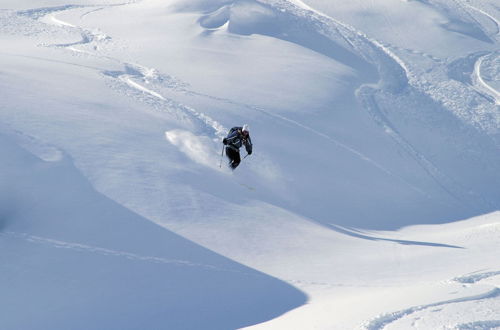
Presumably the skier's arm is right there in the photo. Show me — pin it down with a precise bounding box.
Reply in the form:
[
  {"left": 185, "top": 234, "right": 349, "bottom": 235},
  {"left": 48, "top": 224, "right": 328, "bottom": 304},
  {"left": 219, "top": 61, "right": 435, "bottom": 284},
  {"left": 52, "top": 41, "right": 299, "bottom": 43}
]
[{"left": 245, "top": 136, "right": 252, "bottom": 155}]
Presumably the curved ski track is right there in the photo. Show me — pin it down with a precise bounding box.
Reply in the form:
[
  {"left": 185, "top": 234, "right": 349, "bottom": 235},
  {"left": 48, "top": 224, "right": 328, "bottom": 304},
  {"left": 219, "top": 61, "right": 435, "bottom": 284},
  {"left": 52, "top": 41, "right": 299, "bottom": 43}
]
[
  {"left": 459, "top": 0, "right": 500, "bottom": 38},
  {"left": 15, "top": 3, "right": 227, "bottom": 140},
  {"left": 473, "top": 52, "right": 500, "bottom": 105},
  {"left": 5, "top": 2, "right": 500, "bottom": 329},
  {"left": 456, "top": 0, "right": 500, "bottom": 106},
  {"left": 261, "top": 0, "right": 495, "bottom": 207},
  {"left": 15, "top": 1, "right": 428, "bottom": 187},
  {"left": 363, "top": 271, "right": 500, "bottom": 330},
  {"left": 16, "top": 0, "right": 498, "bottom": 208},
  {"left": 9, "top": 0, "right": 499, "bottom": 207}
]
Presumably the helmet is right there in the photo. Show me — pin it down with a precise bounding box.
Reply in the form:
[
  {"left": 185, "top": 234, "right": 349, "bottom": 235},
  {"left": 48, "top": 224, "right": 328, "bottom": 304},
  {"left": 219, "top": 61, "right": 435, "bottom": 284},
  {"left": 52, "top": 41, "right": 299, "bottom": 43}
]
[{"left": 242, "top": 124, "right": 249, "bottom": 133}]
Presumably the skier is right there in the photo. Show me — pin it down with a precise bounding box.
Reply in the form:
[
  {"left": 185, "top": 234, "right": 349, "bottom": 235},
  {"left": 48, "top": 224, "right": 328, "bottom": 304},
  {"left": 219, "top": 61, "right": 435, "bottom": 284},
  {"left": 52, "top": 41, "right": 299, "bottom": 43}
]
[{"left": 222, "top": 124, "right": 252, "bottom": 170}]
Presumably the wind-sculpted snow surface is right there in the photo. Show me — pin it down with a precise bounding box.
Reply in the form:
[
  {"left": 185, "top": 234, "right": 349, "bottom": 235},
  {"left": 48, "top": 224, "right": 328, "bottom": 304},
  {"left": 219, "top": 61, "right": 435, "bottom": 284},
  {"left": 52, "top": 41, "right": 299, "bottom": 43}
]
[
  {"left": 200, "top": 0, "right": 378, "bottom": 79},
  {"left": 187, "top": 0, "right": 500, "bottom": 227},
  {"left": 1, "top": 0, "right": 500, "bottom": 328},
  {"left": 296, "top": 0, "right": 500, "bottom": 135}
]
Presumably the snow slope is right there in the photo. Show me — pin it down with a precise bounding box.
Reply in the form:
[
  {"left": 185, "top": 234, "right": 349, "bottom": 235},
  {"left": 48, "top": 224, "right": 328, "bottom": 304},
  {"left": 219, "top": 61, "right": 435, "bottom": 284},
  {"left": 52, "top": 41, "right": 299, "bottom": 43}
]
[
  {"left": 1, "top": 0, "right": 499, "bottom": 329},
  {"left": 0, "top": 126, "right": 305, "bottom": 329}
]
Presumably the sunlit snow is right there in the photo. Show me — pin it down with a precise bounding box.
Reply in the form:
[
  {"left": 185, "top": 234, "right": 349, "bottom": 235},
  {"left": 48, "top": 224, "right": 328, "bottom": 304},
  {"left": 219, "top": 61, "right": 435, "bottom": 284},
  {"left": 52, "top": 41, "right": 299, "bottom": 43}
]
[{"left": 1, "top": 0, "right": 499, "bottom": 329}]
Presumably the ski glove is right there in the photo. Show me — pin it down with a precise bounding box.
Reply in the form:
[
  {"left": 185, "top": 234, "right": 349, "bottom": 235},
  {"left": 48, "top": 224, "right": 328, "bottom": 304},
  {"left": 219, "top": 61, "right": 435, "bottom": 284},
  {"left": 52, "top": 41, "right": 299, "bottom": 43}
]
[{"left": 223, "top": 138, "right": 228, "bottom": 145}]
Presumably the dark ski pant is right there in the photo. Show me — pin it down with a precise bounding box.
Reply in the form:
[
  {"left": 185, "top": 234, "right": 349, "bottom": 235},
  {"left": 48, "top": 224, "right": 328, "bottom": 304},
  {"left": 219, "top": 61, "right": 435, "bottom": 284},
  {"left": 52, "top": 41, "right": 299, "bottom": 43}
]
[{"left": 225, "top": 147, "right": 241, "bottom": 170}]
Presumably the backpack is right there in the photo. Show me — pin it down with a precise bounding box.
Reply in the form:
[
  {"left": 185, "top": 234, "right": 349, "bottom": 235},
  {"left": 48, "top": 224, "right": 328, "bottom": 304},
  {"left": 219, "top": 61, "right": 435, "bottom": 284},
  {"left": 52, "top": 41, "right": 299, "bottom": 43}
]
[{"left": 227, "top": 127, "right": 241, "bottom": 137}]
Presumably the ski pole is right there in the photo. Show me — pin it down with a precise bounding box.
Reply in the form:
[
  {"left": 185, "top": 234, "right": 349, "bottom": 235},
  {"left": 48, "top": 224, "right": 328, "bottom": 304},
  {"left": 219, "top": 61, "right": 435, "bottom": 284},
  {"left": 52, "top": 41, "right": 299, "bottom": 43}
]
[{"left": 219, "top": 144, "right": 225, "bottom": 168}]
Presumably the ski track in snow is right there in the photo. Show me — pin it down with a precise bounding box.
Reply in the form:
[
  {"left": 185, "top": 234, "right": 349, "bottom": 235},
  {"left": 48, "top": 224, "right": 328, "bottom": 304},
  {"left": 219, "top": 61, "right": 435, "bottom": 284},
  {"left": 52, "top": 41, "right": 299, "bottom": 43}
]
[
  {"left": 250, "top": 104, "right": 431, "bottom": 197},
  {"left": 0, "top": 122, "right": 64, "bottom": 162},
  {"left": 10, "top": 1, "right": 499, "bottom": 206},
  {"left": 15, "top": 3, "right": 228, "bottom": 140},
  {"left": 15, "top": 1, "right": 424, "bottom": 181},
  {"left": 17, "top": 5, "right": 83, "bottom": 20},
  {"left": 190, "top": 0, "right": 457, "bottom": 199},
  {"left": 457, "top": 1, "right": 500, "bottom": 105},
  {"left": 473, "top": 53, "right": 500, "bottom": 105},
  {"left": 454, "top": 270, "right": 500, "bottom": 284},
  {"left": 4, "top": 1, "right": 500, "bottom": 329},
  {"left": 187, "top": 88, "right": 413, "bottom": 179},
  {"left": 357, "top": 85, "right": 494, "bottom": 210},
  {"left": 363, "top": 271, "right": 500, "bottom": 330},
  {"left": 258, "top": 0, "right": 491, "bottom": 206},
  {"left": 275, "top": 0, "right": 500, "bottom": 207},
  {"left": 459, "top": 0, "right": 500, "bottom": 37},
  {"left": 285, "top": 0, "right": 500, "bottom": 125},
  {"left": 16, "top": 0, "right": 496, "bottom": 207},
  {"left": 0, "top": 231, "right": 251, "bottom": 275},
  {"left": 455, "top": 320, "right": 500, "bottom": 329},
  {"left": 411, "top": 1, "right": 500, "bottom": 132},
  {"left": 185, "top": 85, "right": 436, "bottom": 198}
]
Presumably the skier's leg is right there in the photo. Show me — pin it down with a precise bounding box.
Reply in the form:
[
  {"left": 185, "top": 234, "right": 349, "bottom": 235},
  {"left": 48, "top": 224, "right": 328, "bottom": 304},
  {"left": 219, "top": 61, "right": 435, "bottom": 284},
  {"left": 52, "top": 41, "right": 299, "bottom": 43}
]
[
  {"left": 226, "top": 147, "right": 238, "bottom": 169},
  {"left": 230, "top": 151, "right": 241, "bottom": 170}
]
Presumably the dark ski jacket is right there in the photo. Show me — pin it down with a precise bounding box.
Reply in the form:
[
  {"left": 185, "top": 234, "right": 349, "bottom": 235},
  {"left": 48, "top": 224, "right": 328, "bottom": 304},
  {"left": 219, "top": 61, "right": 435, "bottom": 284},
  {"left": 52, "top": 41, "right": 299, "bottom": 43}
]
[{"left": 224, "top": 127, "right": 252, "bottom": 155}]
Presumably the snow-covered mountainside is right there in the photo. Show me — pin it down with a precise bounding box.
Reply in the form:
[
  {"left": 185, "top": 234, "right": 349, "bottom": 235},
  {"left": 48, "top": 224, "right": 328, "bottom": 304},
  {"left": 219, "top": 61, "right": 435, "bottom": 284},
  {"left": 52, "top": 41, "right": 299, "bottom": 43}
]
[{"left": 1, "top": 0, "right": 499, "bottom": 329}]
